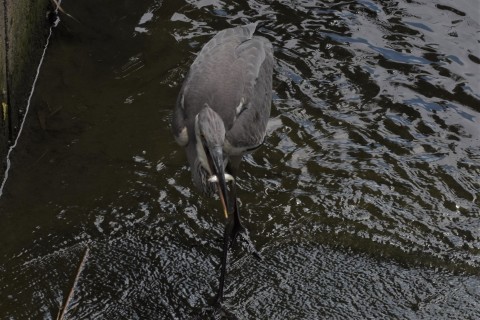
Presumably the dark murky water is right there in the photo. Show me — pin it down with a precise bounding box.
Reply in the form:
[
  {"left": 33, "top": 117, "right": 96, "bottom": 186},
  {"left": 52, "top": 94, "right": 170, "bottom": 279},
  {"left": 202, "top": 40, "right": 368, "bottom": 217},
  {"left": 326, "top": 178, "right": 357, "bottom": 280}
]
[{"left": 1, "top": 0, "right": 479, "bottom": 319}]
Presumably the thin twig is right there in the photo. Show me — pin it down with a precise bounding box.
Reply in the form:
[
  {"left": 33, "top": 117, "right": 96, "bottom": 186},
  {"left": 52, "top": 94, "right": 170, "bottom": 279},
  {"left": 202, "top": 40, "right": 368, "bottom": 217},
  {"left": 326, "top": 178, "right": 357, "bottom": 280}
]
[
  {"left": 58, "top": 246, "right": 89, "bottom": 320},
  {"left": 55, "top": 304, "right": 61, "bottom": 320},
  {"left": 51, "top": 0, "right": 81, "bottom": 23}
]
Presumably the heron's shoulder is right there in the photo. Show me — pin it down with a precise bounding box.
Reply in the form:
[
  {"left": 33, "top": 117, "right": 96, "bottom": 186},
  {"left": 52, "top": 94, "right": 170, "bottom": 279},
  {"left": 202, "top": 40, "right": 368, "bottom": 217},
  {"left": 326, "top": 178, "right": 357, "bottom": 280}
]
[
  {"left": 195, "top": 23, "right": 259, "bottom": 57},
  {"left": 212, "top": 22, "right": 258, "bottom": 44},
  {"left": 234, "top": 35, "right": 272, "bottom": 63}
]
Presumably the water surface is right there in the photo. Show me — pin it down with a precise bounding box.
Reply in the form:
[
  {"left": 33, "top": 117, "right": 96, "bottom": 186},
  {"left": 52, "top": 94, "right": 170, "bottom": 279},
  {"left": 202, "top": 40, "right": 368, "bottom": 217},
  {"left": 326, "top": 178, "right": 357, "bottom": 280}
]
[{"left": 0, "top": 0, "right": 479, "bottom": 319}]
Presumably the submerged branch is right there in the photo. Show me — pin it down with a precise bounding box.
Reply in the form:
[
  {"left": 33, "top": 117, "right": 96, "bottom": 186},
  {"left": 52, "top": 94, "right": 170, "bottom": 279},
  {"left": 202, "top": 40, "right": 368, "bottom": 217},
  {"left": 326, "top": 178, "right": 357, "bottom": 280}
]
[{"left": 57, "top": 246, "right": 89, "bottom": 320}]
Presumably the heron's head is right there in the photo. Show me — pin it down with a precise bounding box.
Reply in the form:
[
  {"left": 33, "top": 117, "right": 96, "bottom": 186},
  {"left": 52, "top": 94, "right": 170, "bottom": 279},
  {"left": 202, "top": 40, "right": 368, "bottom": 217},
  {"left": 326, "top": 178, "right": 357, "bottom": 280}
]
[
  {"left": 194, "top": 105, "right": 231, "bottom": 218},
  {"left": 196, "top": 106, "right": 226, "bottom": 150}
]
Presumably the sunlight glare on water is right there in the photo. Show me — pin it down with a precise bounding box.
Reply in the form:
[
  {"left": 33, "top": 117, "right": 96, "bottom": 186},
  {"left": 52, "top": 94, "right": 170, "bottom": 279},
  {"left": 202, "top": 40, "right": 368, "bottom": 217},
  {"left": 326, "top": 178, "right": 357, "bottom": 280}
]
[{"left": 0, "top": 0, "right": 479, "bottom": 319}]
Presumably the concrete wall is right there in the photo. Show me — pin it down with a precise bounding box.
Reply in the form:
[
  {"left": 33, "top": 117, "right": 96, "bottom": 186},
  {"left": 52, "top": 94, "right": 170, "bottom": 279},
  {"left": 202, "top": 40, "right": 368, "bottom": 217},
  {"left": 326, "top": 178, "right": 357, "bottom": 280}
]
[{"left": 1, "top": 0, "right": 50, "bottom": 178}]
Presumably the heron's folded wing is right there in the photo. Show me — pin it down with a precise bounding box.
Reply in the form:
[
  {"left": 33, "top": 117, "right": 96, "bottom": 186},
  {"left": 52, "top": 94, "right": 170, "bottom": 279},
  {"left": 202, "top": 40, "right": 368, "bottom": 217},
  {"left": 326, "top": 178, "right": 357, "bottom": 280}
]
[
  {"left": 172, "top": 23, "right": 259, "bottom": 147},
  {"left": 225, "top": 36, "right": 274, "bottom": 155}
]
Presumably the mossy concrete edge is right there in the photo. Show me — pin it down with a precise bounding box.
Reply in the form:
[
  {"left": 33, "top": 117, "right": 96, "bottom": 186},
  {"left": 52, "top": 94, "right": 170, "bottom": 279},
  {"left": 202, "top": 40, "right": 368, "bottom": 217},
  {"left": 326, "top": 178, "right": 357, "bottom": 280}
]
[{"left": 0, "top": 0, "right": 51, "bottom": 180}]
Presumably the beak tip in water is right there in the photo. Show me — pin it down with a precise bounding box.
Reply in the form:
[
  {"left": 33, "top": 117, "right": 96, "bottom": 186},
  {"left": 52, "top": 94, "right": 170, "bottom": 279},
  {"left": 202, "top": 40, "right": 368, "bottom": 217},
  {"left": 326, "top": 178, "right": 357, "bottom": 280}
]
[
  {"left": 207, "top": 146, "right": 231, "bottom": 220},
  {"left": 218, "top": 184, "right": 229, "bottom": 219}
]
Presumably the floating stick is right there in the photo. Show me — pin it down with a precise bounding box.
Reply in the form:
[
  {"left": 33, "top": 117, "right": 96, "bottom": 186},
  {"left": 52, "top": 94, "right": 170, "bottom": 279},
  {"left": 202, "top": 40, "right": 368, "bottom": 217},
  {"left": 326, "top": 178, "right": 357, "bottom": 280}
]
[{"left": 57, "top": 246, "right": 89, "bottom": 320}]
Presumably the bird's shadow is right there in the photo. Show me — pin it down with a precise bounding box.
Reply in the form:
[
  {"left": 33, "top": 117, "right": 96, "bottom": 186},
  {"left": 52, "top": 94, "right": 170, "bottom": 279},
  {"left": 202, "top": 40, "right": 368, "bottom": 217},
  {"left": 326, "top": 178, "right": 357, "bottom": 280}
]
[
  {"left": 231, "top": 226, "right": 264, "bottom": 261},
  {"left": 190, "top": 229, "right": 262, "bottom": 320},
  {"left": 192, "top": 300, "right": 241, "bottom": 320}
]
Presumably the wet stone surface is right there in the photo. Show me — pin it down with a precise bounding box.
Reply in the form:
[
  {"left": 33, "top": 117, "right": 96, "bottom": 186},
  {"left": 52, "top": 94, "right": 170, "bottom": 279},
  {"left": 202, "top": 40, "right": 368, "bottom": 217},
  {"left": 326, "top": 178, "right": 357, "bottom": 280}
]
[{"left": 0, "top": 0, "right": 479, "bottom": 319}]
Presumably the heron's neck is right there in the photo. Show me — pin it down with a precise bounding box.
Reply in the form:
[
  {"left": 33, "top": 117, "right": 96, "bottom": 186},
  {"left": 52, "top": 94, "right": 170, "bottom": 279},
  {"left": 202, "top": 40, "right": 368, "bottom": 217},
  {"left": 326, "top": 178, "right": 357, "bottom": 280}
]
[{"left": 194, "top": 125, "right": 211, "bottom": 176}]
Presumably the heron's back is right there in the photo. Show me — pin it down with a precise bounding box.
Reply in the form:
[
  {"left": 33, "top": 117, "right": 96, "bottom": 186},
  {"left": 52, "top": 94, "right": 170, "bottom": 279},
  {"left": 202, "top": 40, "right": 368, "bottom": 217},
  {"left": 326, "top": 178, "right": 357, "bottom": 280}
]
[
  {"left": 172, "top": 23, "right": 274, "bottom": 191},
  {"left": 180, "top": 23, "right": 273, "bottom": 133}
]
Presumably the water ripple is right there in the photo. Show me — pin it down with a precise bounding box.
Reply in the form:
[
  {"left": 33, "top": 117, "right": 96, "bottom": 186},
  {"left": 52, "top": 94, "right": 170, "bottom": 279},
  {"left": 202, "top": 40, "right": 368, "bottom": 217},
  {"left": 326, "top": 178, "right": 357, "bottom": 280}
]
[{"left": 0, "top": 0, "right": 479, "bottom": 318}]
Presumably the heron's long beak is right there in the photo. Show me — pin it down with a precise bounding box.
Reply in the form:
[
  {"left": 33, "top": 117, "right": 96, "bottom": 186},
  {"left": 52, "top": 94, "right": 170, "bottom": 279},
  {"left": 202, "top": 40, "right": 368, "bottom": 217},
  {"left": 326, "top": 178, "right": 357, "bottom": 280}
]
[{"left": 209, "top": 146, "right": 230, "bottom": 219}]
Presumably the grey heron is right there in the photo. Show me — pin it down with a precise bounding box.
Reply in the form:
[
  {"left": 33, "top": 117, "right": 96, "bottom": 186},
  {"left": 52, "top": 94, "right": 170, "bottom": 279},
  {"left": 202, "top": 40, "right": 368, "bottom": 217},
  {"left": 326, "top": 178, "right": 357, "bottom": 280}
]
[{"left": 171, "top": 22, "right": 273, "bottom": 303}]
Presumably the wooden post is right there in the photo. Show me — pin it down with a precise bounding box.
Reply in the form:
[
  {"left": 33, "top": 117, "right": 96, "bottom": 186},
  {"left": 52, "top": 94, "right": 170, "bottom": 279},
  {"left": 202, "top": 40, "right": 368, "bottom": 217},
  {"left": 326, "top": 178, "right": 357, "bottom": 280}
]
[{"left": 0, "top": 0, "right": 50, "bottom": 179}]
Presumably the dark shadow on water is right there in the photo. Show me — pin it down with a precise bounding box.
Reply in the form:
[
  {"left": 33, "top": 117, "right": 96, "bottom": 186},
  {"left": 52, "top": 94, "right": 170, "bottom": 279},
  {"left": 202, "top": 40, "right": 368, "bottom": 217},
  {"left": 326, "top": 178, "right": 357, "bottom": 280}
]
[{"left": 0, "top": 0, "right": 479, "bottom": 318}]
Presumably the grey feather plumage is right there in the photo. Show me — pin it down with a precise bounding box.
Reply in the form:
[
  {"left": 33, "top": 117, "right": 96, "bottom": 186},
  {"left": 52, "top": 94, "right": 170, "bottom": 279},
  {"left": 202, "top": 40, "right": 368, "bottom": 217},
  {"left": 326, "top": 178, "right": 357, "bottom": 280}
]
[{"left": 172, "top": 22, "right": 273, "bottom": 195}]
